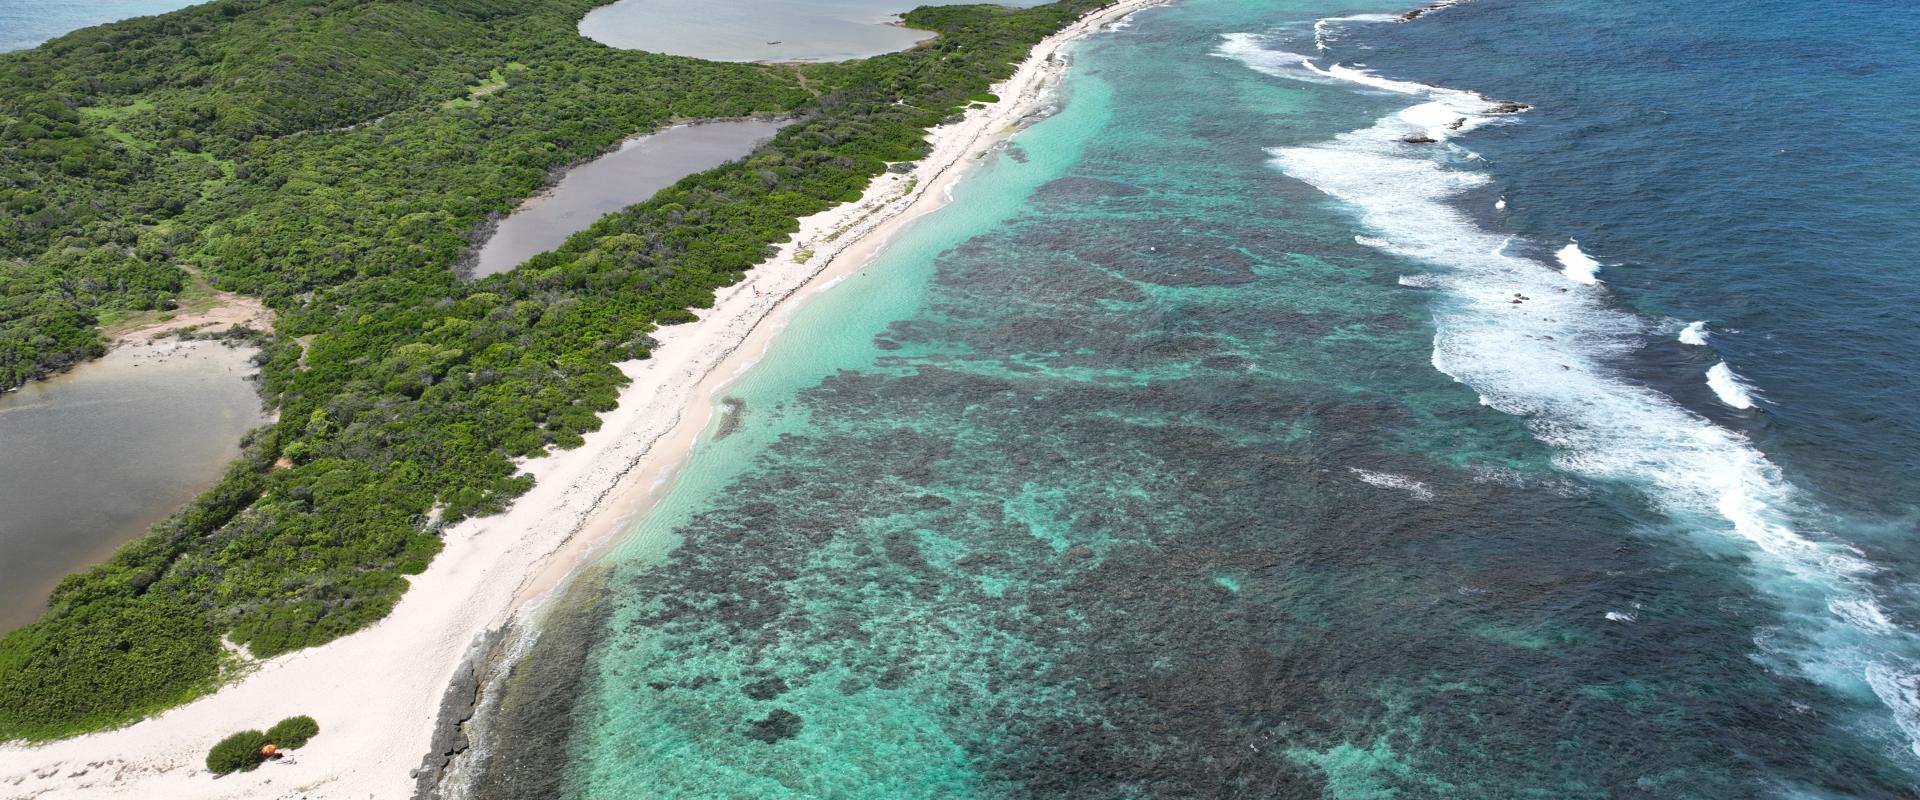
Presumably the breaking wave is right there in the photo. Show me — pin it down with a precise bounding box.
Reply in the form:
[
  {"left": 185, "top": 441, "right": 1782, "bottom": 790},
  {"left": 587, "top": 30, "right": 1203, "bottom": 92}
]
[
  {"left": 1555, "top": 241, "right": 1602, "bottom": 285},
  {"left": 1706, "top": 362, "right": 1758, "bottom": 410},
  {"left": 1219, "top": 27, "right": 1920, "bottom": 759}
]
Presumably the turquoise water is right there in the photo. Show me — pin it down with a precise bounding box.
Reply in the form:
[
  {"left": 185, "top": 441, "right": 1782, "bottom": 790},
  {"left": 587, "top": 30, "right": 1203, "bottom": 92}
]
[
  {"left": 0, "top": 0, "right": 206, "bottom": 52},
  {"left": 485, "top": 0, "right": 1920, "bottom": 796}
]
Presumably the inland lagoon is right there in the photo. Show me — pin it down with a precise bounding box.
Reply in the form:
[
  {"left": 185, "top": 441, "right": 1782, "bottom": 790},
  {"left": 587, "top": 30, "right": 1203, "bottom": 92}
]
[
  {"left": 469, "top": 120, "right": 788, "bottom": 278},
  {"left": 579, "top": 0, "right": 1047, "bottom": 63},
  {"left": 0, "top": 341, "right": 263, "bottom": 632}
]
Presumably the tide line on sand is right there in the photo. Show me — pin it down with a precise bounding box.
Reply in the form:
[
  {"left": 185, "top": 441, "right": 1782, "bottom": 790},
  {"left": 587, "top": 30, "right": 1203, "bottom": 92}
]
[{"left": 0, "top": 2, "right": 1164, "bottom": 797}]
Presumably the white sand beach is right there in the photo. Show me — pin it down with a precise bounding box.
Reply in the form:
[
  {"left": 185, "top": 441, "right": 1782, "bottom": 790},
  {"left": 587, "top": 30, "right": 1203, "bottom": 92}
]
[{"left": 0, "top": 2, "right": 1158, "bottom": 796}]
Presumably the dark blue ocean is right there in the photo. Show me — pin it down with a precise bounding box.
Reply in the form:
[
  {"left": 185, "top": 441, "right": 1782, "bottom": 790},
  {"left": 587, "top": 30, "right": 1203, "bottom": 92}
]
[
  {"left": 1342, "top": 0, "right": 1920, "bottom": 535},
  {"left": 445, "top": 0, "right": 1920, "bottom": 796}
]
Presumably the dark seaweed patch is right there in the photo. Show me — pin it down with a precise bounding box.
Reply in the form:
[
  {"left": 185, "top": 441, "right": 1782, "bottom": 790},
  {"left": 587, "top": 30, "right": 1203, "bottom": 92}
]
[{"left": 745, "top": 709, "right": 803, "bottom": 743}]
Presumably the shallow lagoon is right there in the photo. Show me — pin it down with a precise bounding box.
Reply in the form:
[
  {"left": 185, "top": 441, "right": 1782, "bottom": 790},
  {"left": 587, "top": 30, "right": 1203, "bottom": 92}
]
[
  {"left": 0, "top": 341, "right": 263, "bottom": 632},
  {"left": 579, "top": 0, "right": 1048, "bottom": 63},
  {"left": 470, "top": 119, "right": 787, "bottom": 278}
]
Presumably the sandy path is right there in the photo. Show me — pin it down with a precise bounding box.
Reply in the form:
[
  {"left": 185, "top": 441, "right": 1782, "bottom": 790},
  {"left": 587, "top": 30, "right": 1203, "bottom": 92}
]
[
  {"left": 0, "top": 2, "right": 1160, "bottom": 797},
  {"left": 108, "top": 291, "right": 272, "bottom": 347}
]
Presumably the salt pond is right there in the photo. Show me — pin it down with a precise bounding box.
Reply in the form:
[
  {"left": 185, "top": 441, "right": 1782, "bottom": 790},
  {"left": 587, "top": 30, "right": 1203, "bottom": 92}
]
[
  {"left": 578, "top": 0, "right": 1048, "bottom": 63},
  {"left": 0, "top": 341, "right": 264, "bottom": 632},
  {"left": 469, "top": 119, "right": 788, "bottom": 278}
]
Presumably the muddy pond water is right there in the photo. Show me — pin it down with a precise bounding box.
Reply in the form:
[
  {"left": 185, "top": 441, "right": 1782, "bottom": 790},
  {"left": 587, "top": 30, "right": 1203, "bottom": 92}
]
[
  {"left": 578, "top": 0, "right": 1048, "bottom": 63},
  {"left": 0, "top": 341, "right": 264, "bottom": 632},
  {"left": 469, "top": 119, "right": 789, "bottom": 278}
]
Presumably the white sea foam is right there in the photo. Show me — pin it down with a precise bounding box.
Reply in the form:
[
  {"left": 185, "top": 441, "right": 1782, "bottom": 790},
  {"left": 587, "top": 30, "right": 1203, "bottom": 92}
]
[
  {"left": 1832, "top": 596, "right": 1899, "bottom": 635},
  {"left": 1555, "top": 241, "right": 1602, "bottom": 285},
  {"left": 1605, "top": 611, "right": 1636, "bottom": 622},
  {"left": 1226, "top": 29, "right": 1920, "bottom": 756},
  {"left": 1868, "top": 664, "right": 1920, "bottom": 757},
  {"left": 1349, "top": 468, "right": 1436, "bottom": 501},
  {"left": 1214, "top": 33, "right": 1328, "bottom": 82},
  {"left": 1312, "top": 13, "right": 1399, "bottom": 52},
  {"left": 1397, "top": 274, "right": 1445, "bottom": 289},
  {"left": 1706, "top": 362, "right": 1758, "bottom": 409},
  {"left": 1679, "top": 320, "right": 1710, "bottom": 345}
]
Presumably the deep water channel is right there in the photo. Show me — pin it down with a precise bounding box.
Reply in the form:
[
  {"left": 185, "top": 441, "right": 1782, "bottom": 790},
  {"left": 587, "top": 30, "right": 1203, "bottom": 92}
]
[
  {"left": 468, "top": 119, "right": 788, "bottom": 278},
  {"left": 0, "top": 341, "right": 264, "bottom": 633}
]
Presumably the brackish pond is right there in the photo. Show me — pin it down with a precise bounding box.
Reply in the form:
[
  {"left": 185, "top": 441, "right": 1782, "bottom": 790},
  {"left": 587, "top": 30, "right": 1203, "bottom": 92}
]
[
  {"left": 578, "top": 0, "right": 1046, "bottom": 63},
  {"left": 0, "top": 341, "right": 264, "bottom": 632},
  {"left": 469, "top": 119, "right": 788, "bottom": 278}
]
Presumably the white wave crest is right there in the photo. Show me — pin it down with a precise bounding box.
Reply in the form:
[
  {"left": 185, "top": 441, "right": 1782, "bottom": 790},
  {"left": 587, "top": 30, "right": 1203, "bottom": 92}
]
[
  {"left": 1678, "top": 320, "right": 1710, "bottom": 345},
  {"left": 1706, "top": 362, "right": 1758, "bottom": 410},
  {"left": 1832, "top": 596, "right": 1899, "bottom": 635},
  {"left": 1867, "top": 664, "right": 1920, "bottom": 758},
  {"left": 1312, "top": 13, "right": 1399, "bottom": 52},
  {"left": 1349, "top": 468, "right": 1436, "bottom": 501},
  {"left": 1236, "top": 26, "right": 1920, "bottom": 755},
  {"left": 1214, "top": 33, "right": 1327, "bottom": 82},
  {"left": 1605, "top": 611, "right": 1636, "bottom": 622},
  {"left": 1555, "top": 241, "right": 1602, "bottom": 285}
]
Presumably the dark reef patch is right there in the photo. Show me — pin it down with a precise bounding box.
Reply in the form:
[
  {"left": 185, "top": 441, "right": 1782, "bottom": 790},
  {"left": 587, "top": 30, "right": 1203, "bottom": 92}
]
[{"left": 746, "top": 709, "right": 803, "bottom": 743}]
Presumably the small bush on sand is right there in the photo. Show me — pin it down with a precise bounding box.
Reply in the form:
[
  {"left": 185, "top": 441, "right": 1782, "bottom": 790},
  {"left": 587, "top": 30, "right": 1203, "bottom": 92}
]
[
  {"left": 266, "top": 715, "right": 319, "bottom": 748},
  {"left": 205, "top": 730, "right": 268, "bottom": 775},
  {"left": 206, "top": 716, "right": 319, "bottom": 776}
]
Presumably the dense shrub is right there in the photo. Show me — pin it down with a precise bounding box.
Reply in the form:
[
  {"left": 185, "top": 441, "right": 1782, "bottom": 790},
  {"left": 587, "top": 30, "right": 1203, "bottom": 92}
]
[
  {"left": 265, "top": 715, "right": 319, "bottom": 748},
  {"left": 205, "top": 729, "right": 268, "bottom": 775},
  {"left": 0, "top": 594, "right": 222, "bottom": 741}
]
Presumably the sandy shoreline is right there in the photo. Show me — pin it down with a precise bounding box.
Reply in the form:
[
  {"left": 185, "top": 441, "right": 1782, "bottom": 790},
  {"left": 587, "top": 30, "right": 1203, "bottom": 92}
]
[
  {"left": 107, "top": 291, "right": 272, "bottom": 349},
  {"left": 0, "top": 2, "right": 1158, "bottom": 797}
]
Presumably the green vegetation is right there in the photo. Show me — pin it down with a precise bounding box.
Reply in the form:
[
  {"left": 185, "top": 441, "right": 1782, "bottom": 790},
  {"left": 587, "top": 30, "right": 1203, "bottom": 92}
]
[
  {"left": 0, "top": 0, "right": 1110, "bottom": 741},
  {"left": 204, "top": 715, "right": 318, "bottom": 775},
  {"left": 206, "top": 729, "right": 270, "bottom": 775},
  {"left": 266, "top": 714, "right": 320, "bottom": 748}
]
